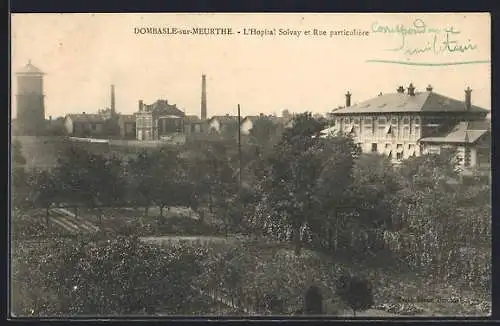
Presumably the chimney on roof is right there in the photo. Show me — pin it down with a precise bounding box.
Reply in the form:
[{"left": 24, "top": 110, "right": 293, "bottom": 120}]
[
  {"left": 397, "top": 86, "right": 405, "bottom": 94},
  {"left": 345, "top": 91, "right": 351, "bottom": 107},
  {"left": 110, "top": 84, "right": 116, "bottom": 114},
  {"left": 407, "top": 83, "right": 415, "bottom": 96},
  {"left": 201, "top": 74, "right": 207, "bottom": 120},
  {"left": 138, "top": 99, "right": 144, "bottom": 112},
  {"left": 465, "top": 86, "right": 472, "bottom": 110},
  {"left": 426, "top": 84, "right": 433, "bottom": 92}
]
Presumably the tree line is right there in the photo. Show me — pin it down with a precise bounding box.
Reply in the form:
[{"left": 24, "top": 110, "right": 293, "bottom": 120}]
[{"left": 12, "top": 112, "right": 491, "bottom": 291}]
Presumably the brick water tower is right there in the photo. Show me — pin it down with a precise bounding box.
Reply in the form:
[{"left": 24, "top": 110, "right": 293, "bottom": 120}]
[{"left": 16, "top": 60, "right": 46, "bottom": 135}]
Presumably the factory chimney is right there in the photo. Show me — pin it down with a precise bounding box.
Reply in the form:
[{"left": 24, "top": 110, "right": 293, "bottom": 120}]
[
  {"left": 465, "top": 86, "right": 472, "bottom": 110},
  {"left": 110, "top": 84, "right": 116, "bottom": 115},
  {"left": 201, "top": 75, "right": 207, "bottom": 120}
]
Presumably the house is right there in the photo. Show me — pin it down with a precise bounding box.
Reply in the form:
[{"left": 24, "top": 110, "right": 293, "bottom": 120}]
[
  {"left": 207, "top": 115, "right": 239, "bottom": 134},
  {"left": 64, "top": 113, "right": 108, "bottom": 137},
  {"left": 240, "top": 115, "right": 261, "bottom": 135},
  {"left": 420, "top": 120, "right": 491, "bottom": 169},
  {"left": 240, "top": 114, "right": 290, "bottom": 138},
  {"left": 118, "top": 114, "right": 136, "bottom": 139},
  {"left": 323, "top": 83, "right": 490, "bottom": 169},
  {"left": 135, "top": 99, "right": 185, "bottom": 141},
  {"left": 183, "top": 115, "right": 207, "bottom": 135}
]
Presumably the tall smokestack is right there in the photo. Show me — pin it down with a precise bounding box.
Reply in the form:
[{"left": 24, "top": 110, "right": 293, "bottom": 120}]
[
  {"left": 345, "top": 91, "right": 351, "bottom": 107},
  {"left": 465, "top": 86, "right": 472, "bottom": 110},
  {"left": 201, "top": 75, "right": 207, "bottom": 120},
  {"left": 111, "top": 84, "right": 116, "bottom": 114}
]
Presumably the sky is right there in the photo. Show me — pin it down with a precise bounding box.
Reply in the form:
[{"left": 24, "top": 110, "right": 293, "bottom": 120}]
[{"left": 11, "top": 13, "right": 491, "bottom": 119}]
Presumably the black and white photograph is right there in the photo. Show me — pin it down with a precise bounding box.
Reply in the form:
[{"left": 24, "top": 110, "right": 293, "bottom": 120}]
[{"left": 10, "top": 13, "right": 491, "bottom": 317}]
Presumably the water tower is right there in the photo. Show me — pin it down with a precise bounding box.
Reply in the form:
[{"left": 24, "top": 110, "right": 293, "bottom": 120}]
[{"left": 16, "top": 60, "right": 46, "bottom": 135}]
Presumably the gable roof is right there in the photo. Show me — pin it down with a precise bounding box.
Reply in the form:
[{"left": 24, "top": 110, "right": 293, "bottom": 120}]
[
  {"left": 333, "top": 91, "right": 489, "bottom": 115},
  {"left": 66, "top": 113, "right": 108, "bottom": 124},
  {"left": 420, "top": 120, "right": 490, "bottom": 144}
]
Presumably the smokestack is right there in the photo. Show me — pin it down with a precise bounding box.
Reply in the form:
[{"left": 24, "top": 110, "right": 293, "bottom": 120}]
[
  {"left": 345, "top": 91, "right": 351, "bottom": 107},
  {"left": 201, "top": 75, "right": 207, "bottom": 120},
  {"left": 138, "top": 99, "right": 144, "bottom": 112},
  {"left": 465, "top": 86, "right": 472, "bottom": 110},
  {"left": 111, "top": 84, "right": 116, "bottom": 114},
  {"left": 407, "top": 83, "right": 415, "bottom": 96}
]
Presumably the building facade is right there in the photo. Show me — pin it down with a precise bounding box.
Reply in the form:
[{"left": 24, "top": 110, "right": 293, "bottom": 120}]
[
  {"left": 135, "top": 99, "right": 186, "bottom": 141},
  {"left": 325, "top": 84, "right": 490, "bottom": 169},
  {"left": 16, "top": 61, "right": 46, "bottom": 135}
]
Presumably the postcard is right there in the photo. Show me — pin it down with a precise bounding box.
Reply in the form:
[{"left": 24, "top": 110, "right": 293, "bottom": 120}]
[{"left": 10, "top": 13, "right": 491, "bottom": 318}]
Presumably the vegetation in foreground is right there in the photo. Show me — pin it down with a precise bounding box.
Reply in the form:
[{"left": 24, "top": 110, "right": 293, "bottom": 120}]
[{"left": 11, "top": 113, "right": 491, "bottom": 316}]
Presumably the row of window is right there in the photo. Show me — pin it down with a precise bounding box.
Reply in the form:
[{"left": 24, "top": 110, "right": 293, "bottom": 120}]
[
  {"left": 337, "top": 116, "right": 421, "bottom": 126},
  {"left": 368, "top": 143, "right": 417, "bottom": 160},
  {"left": 346, "top": 124, "right": 420, "bottom": 138}
]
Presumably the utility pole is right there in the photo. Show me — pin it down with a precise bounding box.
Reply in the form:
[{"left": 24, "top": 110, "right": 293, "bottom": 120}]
[{"left": 237, "top": 104, "right": 242, "bottom": 190}]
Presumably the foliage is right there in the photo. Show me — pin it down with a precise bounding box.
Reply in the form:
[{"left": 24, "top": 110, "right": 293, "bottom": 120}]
[
  {"left": 304, "top": 285, "right": 323, "bottom": 314},
  {"left": 335, "top": 274, "right": 374, "bottom": 316},
  {"left": 12, "top": 236, "right": 207, "bottom": 316}
]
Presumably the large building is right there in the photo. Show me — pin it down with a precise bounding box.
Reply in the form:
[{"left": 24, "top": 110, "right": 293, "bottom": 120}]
[
  {"left": 15, "top": 61, "right": 46, "bottom": 135},
  {"left": 324, "top": 83, "right": 490, "bottom": 169},
  {"left": 135, "top": 99, "right": 186, "bottom": 141}
]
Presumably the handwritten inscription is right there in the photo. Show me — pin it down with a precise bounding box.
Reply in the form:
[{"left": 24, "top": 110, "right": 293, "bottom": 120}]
[{"left": 371, "top": 19, "right": 478, "bottom": 57}]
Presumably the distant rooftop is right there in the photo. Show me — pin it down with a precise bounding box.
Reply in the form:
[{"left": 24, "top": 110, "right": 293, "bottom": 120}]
[{"left": 17, "top": 60, "right": 44, "bottom": 75}]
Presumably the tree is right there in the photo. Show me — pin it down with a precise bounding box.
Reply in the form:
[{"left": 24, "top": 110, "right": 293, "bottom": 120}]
[
  {"left": 335, "top": 274, "right": 374, "bottom": 316},
  {"left": 304, "top": 285, "right": 323, "bottom": 315},
  {"left": 126, "top": 150, "right": 162, "bottom": 217},
  {"left": 262, "top": 113, "right": 346, "bottom": 255},
  {"left": 249, "top": 117, "right": 279, "bottom": 148}
]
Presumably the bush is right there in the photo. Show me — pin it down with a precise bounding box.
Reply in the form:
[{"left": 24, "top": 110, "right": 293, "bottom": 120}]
[
  {"left": 335, "top": 274, "right": 374, "bottom": 316},
  {"left": 11, "top": 235, "right": 208, "bottom": 316}
]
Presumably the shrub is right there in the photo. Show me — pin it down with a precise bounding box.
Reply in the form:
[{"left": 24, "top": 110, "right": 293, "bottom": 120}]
[{"left": 335, "top": 274, "right": 374, "bottom": 316}]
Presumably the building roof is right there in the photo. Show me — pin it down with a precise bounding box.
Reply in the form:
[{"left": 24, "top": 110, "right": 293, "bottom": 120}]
[
  {"left": 420, "top": 120, "right": 490, "bottom": 144},
  {"left": 119, "top": 114, "right": 136, "bottom": 123},
  {"left": 66, "top": 113, "right": 108, "bottom": 123},
  {"left": 184, "top": 115, "right": 204, "bottom": 123},
  {"left": 143, "top": 99, "right": 185, "bottom": 116},
  {"left": 17, "top": 61, "right": 44, "bottom": 75},
  {"left": 333, "top": 89, "right": 488, "bottom": 115},
  {"left": 209, "top": 115, "right": 239, "bottom": 124}
]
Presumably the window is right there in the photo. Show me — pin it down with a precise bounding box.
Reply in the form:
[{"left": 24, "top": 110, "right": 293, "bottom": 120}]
[
  {"left": 403, "top": 118, "right": 410, "bottom": 125},
  {"left": 336, "top": 119, "right": 341, "bottom": 126},
  {"left": 191, "top": 124, "right": 196, "bottom": 132},
  {"left": 377, "top": 126, "right": 384, "bottom": 137},
  {"left": 354, "top": 118, "right": 360, "bottom": 125},
  {"left": 371, "top": 143, "right": 378, "bottom": 152},
  {"left": 391, "top": 118, "right": 398, "bottom": 124},
  {"left": 415, "top": 117, "right": 420, "bottom": 125},
  {"left": 378, "top": 117, "right": 386, "bottom": 124},
  {"left": 396, "top": 144, "right": 403, "bottom": 161},
  {"left": 403, "top": 126, "right": 410, "bottom": 138},
  {"left": 365, "top": 118, "right": 372, "bottom": 124},
  {"left": 91, "top": 124, "right": 97, "bottom": 131}
]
